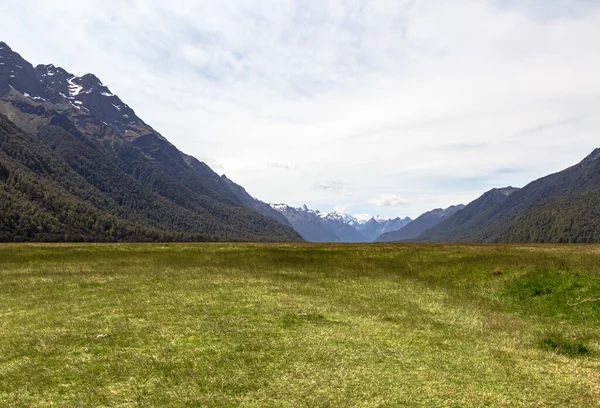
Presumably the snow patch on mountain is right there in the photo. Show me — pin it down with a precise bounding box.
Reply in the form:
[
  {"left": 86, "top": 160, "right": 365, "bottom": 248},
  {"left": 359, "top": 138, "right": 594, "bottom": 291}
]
[{"left": 67, "top": 76, "right": 83, "bottom": 97}]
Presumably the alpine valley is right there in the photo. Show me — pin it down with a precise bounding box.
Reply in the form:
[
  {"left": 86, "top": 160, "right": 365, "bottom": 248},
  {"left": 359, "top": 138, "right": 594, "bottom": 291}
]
[{"left": 2, "top": 40, "right": 600, "bottom": 244}]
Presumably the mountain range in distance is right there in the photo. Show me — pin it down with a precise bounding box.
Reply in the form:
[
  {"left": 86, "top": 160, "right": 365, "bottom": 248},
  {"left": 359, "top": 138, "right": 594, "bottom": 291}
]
[
  {"left": 279, "top": 146, "right": 600, "bottom": 244},
  {"left": 268, "top": 203, "right": 413, "bottom": 242},
  {"left": 2, "top": 40, "right": 600, "bottom": 244},
  {"left": 267, "top": 203, "right": 481, "bottom": 243}
]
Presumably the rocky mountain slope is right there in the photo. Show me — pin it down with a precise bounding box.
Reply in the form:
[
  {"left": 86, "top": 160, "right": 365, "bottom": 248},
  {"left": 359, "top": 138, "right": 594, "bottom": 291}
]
[{"left": 0, "top": 41, "right": 302, "bottom": 242}]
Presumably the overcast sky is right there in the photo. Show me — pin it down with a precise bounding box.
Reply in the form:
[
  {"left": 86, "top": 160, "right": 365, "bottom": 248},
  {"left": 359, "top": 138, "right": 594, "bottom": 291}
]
[{"left": 2, "top": 0, "right": 600, "bottom": 219}]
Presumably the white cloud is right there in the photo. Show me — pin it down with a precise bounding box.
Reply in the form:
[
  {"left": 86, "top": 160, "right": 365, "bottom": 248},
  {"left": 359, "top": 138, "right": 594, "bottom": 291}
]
[
  {"left": 333, "top": 204, "right": 348, "bottom": 213},
  {"left": 368, "top": 194, "right": 410, "bottom": 208},
  {"left": 354, "top": 213, "right": 372, "bottom": 222},
  {"left": 1, "top": 0, "right": 600, "bottom": 218},
  {"left": 314, "top": 180, "right": 350, "bottom": 194}
]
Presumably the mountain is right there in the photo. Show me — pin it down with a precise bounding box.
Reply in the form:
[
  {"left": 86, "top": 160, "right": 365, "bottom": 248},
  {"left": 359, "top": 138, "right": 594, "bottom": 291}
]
[
  {"left": 497, "top": 189, "right": 600, "bottom": 243},
  {"left": 0, "top": 41, "right": 302, "bottom": 242},
  {"left": 380, "top": 217, "right": 414, "bottom": 234},
  {"left": 413, "top": 187, "right": 519, "bottom": 242},
  {"left": 494, "top": 150, "right": 600, "bottom": 243},
  {"left": 321, "top": 212, "right": 369, "bottom": 242},
  {"left": 410, "top": 149, "right": 600, "bottom": 243},
  {"left": 269, "top": 204, "right": 341, "bottom": 242},
  {"left": 0, "top": 112, "right": 170, "bottom": 242},
  {"left": 411, "top": 150, "right": 600, "bottom": 243},
  {"left": 356, "top": 215, "right": 412, "bottom": 241},
  {"left": 269, "top": 204, "right": 411, "bottom": 242},
  {"left": 220, "top": 175, "right": 293, "bottom": 228},
  {"left": 376, "top": 205, "right": 465, "bottom": 242}
]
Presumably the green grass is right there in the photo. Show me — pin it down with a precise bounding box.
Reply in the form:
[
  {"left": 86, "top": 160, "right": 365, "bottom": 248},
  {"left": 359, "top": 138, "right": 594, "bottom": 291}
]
[
  {"left": 540, "top": 335, "right": 590, "bottom": 357},
  {"left": 0, "top": 243, "right": 599, "bottom": 407}
]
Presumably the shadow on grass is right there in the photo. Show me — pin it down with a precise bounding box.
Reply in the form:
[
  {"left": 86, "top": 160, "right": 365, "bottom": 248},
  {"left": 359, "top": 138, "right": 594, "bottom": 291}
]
[
  {"left": 281, "top": 313, "right": 345, "bottom": 328},
  {"left": 539, "top": 335, "right": 591, "bottom": 357}
]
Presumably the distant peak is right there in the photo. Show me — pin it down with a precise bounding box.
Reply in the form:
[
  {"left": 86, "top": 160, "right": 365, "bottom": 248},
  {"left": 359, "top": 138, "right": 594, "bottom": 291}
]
[
  {"left": 82, "top": 72, "right": 100, "bottom": 80},
  {"left": 270, "top": 203, "right": 291, "bottom": 211},
  {"left": 79, "top": 73, "right": 104, "bottom": 86},
  {"left": 35, "top": 64, "right": 72, "bottom": 77},
  {"left": 581, "top": 148, "right": 600, "bottom": 165},
  {"left": 323, "top": 211, "right": 359, "bottom": 224},
  {"left": 0, "top": 41, "right": 10, "bottom": 50}
]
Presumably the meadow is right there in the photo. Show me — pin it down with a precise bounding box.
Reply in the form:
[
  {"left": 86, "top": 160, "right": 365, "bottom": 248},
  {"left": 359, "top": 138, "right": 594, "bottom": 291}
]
[{"left": 0, "top": 243, "right": 599, "bottom": 407}]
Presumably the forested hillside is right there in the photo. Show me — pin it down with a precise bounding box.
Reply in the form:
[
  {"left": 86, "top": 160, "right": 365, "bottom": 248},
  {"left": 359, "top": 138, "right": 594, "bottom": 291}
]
[
  {"left": 376, "top": 205, "right": 464, "bottom": 242},
  {"left": 405, "top": 150, "right": 600, "bottom": 244},
  {"left": 498, "top": 189, "right": 600, "bottom": 243},
  {"left": 0, "top": 42, "right": 302, "bottom": 242},
  {"left": 414, "top": 187, "right": 519, "bottom": 242}
]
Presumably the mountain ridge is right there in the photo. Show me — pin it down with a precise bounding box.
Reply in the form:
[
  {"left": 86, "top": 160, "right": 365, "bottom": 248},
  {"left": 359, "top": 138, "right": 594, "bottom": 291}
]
[
  {"left": 0, "top": 41, "right": 302, "bottom": 242},
  {"left": 376, "top": 205, "right": 465, "bottom": 242},
  {"left": 407, "top": 149, "right": 600, "bottom": 244},
  {"left": 413, "top": 187, "right": 520, "bottom": 243}
]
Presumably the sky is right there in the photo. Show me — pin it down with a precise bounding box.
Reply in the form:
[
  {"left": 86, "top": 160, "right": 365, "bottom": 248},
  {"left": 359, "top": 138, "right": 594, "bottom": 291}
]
[{"left": 2, "top": 0, "right": 600, "bottom": 219}]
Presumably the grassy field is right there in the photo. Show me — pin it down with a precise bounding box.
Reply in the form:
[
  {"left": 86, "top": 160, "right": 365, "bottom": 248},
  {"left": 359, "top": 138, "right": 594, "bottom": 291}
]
[{"left": 0, "top": 243, "right": 599, "bottom": 407}]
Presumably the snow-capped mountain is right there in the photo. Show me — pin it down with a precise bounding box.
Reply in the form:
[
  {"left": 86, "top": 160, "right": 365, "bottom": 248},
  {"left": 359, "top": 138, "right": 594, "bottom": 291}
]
[
  {"left": 355, "top": 216, "right": 413, "bottom": 242},
  {"left": 0, "top": 53, "right": 143, "bottom": 133},
  {"left": 322, "top": 211, "right": 360, "bottom": 225},
  {"left": 0, "top": 41, "right": 301, "bottom": 242},
  {"left": 269, "top": 204, "right": 342, "bottom": 242},
  {"left": 320, "top": 211, "right": 369, "bottom": 242},
  {"left": 269, "top": 204, "right": 411, "bottom": 242}
]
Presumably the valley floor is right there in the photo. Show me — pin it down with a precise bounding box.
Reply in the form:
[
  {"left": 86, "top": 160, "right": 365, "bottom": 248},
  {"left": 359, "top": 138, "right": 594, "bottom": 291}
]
[{"left": 0, "top": 243, "right": 599, "bottom": 406}]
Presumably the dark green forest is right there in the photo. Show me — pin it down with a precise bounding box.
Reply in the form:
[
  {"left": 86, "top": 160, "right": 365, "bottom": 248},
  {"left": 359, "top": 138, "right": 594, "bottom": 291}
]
[
  {"left": 0, "top": 112, "right": 301, "bottom": 242},
  {"left": 499, "top": 190, "right": 600, "bottom": 243}
]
